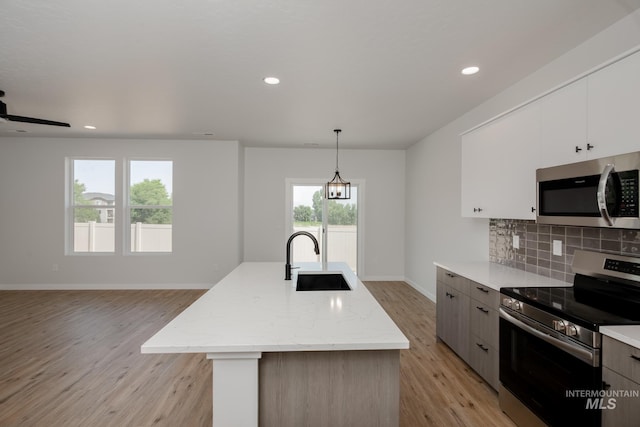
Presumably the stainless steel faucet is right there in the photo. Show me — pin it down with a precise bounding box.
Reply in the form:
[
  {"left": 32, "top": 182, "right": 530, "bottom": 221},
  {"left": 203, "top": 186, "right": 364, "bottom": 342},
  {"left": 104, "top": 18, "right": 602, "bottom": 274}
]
[{"left": 285, "top": 231, "right": 320, "bottom": 280}]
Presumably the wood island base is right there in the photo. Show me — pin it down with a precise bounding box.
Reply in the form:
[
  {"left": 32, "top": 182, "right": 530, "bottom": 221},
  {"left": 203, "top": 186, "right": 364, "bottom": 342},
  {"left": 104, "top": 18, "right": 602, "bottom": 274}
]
[{"left": 259, "top": 349, "right": 400, "bottom": 427}]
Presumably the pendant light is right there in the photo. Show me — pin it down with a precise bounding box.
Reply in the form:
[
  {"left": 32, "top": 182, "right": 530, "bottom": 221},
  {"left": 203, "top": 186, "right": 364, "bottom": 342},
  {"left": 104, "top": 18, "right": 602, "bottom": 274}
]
[{"left": 325, "top": 129, "right": 351, "bottom": 199}]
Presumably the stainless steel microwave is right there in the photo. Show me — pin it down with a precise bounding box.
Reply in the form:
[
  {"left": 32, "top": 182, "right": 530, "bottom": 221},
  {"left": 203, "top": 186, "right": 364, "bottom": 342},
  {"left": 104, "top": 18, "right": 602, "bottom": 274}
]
[{"left": 536, "top": 151, "right": 640, "bottom": 228}]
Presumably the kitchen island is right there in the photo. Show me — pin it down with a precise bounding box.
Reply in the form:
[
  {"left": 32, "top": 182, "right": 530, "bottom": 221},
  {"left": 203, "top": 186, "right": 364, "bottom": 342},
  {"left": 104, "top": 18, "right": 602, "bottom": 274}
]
[{"left": 141, "top": 262, "right": 409, "bottom": 427}]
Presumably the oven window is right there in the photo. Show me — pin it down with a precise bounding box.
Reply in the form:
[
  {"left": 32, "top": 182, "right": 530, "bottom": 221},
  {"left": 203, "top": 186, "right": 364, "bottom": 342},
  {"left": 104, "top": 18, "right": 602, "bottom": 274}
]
[{"left": 500, "top": 318, "right": 601, "bottom": 427}]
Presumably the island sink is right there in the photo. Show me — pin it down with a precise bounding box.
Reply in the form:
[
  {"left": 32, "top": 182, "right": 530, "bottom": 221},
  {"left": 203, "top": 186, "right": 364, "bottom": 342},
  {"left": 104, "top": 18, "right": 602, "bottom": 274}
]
[{"left": 296, "top": 273, "right": 351, "bottom": 291}]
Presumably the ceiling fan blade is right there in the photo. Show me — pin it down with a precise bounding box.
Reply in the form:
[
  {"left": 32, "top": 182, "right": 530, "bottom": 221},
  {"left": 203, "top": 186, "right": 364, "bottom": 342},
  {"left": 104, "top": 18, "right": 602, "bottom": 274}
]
[{"left": 3, "top": 114, "right": 70, "bottom": 127}]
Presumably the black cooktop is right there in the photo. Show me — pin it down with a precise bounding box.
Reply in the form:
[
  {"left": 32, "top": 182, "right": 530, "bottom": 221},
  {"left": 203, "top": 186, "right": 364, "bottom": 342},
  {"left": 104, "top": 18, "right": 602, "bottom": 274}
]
[{"left": 501, "top": 274, "right": 640, "bottom": 331}]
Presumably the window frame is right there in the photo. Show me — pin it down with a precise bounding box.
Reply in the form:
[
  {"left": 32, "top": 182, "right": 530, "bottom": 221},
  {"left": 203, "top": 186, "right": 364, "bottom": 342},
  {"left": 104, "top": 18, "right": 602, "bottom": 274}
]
[
  {"left": 66, "top": 157, "right": 119, "bottom": 255},
  {"left": 125, "top": 158, "right": 174, "bottom": 255},
  {"left": 284, "top": 178, "right": 365, "bottom": 275},
  {"left": 66, "top": 157, "right": 174, "bottom": 256}
]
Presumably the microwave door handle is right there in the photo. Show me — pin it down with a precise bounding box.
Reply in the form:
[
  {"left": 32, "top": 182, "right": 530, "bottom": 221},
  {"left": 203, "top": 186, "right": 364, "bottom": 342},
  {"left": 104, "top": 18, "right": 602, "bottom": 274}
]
[{"left": 597, "top": 164, "right": 615, "bottom": 226}]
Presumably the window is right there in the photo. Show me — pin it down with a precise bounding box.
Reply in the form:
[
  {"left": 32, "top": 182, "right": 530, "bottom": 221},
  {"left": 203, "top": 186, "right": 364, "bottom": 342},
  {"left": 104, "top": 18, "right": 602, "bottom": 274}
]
[
  {"left": 67, "top": 158, "right": 173, "bottom": 254},
  {"left": 70, "top": 159, "right": 116, "bottom": 253},
  {"left": 128, "top": 160, "right": 173, "bottom": 253}
]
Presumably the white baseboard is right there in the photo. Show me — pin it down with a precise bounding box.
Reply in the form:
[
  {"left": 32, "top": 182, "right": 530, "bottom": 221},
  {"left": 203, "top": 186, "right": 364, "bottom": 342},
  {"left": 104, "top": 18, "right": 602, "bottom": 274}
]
[
  {"left": 0, "top": 283, "right": 213, "bottom": 290},
  {"left": 403, "top": 277, "right": 436, "bottom": 303}
]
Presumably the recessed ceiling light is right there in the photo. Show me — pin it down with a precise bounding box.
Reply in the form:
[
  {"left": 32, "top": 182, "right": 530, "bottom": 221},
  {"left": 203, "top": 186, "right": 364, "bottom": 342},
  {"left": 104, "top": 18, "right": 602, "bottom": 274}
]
[
  {"left": 263, "top": 76, "right": 280, "bottom": 85},
  {"left": 461, "top": 66, "right": 480, "bottom": 75},
  {"left": 84, "top": 125, "right": 96, "bottom": 130}
]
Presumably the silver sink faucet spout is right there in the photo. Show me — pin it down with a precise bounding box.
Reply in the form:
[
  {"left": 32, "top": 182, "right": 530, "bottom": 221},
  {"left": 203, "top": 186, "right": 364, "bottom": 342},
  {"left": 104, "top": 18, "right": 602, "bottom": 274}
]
[{"left": 285, "top": 231, "right": 320, "bottom": 280}]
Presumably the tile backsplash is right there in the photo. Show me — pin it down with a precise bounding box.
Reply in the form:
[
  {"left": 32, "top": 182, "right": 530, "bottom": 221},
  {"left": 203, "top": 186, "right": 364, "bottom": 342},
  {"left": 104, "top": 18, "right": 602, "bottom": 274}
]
[{"left": 489, "top": 219, "right": 640, "bottom": 283}]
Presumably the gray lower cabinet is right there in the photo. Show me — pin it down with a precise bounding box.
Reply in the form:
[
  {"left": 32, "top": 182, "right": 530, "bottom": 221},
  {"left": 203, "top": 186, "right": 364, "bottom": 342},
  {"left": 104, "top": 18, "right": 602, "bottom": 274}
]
[
  {"left": 436, "top": 267, "right": 499, "bottom": 390},
  {"left": 436, "top": 269, "right": 470, "bottom": 361},
  {"left": 602, "top": 336, "right": 640, "bottom": 427}
]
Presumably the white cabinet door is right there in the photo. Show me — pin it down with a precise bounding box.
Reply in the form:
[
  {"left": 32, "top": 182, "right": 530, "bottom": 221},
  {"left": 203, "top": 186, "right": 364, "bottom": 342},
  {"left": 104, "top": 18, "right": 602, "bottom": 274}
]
[
  {"left": 588, "top": 51, "right": 640, "bottom": 159},
  {"left": 461, "top": 102, "right": 540, "bottom": 219},
  {"left": 461, "top": 125, "right": 493, "bottom": 217},
  {"left": 539, "top": 79, "right": 588, "bottom": 167}
]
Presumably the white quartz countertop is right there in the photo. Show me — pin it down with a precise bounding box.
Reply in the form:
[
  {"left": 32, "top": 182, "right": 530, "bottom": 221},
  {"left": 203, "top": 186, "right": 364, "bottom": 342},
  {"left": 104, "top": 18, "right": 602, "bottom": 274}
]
[
  {"left": 601, "top": 325, "right": 640, "bottom": 350},
  {"left": 433, "top": 260, "right": 568, "bottom": 291},
  {"left": 141, "top": 262, "right": 409, "bottom": 354}
]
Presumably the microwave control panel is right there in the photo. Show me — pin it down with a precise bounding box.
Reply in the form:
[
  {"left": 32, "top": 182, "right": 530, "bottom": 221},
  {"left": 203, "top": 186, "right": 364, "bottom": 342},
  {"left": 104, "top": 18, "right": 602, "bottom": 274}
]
[{"left": 618, "top": 170, "right": 638, "bottom": 217}]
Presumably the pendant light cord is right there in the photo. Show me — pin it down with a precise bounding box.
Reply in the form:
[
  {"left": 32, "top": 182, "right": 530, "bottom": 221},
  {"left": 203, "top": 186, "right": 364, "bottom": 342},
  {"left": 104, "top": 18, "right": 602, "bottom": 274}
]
[{"left": 334, "top": 129, "right": 341, "bottom": 173}]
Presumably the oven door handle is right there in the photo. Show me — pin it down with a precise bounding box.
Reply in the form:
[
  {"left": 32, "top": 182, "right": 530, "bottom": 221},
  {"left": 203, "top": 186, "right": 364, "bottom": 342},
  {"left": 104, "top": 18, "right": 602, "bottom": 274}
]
[
  {"left": 499, "top": 308, "right": 598, "bottom": 366},
  {"left": 597, "top": 163, "right": 615, "bottom": 226}
]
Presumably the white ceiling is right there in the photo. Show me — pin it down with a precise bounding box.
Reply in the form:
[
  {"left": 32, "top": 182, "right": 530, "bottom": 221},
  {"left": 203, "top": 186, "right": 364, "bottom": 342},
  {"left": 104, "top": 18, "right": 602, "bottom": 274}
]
[{"left": 2, "top": 0, "right": 640, "bottom": 149}]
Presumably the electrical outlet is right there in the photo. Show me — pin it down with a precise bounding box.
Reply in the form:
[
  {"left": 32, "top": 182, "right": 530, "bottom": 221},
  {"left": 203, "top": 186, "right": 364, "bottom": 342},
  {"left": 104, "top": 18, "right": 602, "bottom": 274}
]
[
  {"left": 553, "top": 240, "right": 563, "bottom": 256},
  {"left": 513, "top": 235, "right": 520, "bottom": 249}
]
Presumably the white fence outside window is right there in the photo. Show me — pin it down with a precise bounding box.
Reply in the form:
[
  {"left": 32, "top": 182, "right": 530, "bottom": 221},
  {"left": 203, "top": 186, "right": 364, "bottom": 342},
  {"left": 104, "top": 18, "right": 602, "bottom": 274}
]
[{"left": 74, "top": 222, "right": 172, "bottom": 253}]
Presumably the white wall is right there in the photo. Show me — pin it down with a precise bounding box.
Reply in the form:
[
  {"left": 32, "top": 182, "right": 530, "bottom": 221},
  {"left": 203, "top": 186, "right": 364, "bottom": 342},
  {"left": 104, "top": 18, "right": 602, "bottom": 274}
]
[
  {"left": 405, "top": 10, "right": 640, "bottom": 301},
  {"left": 244, "top": 147, "right": 405, "bottom": 280},
  {"left": 0, "top": 137, "right": 242, "bottom": 288}
]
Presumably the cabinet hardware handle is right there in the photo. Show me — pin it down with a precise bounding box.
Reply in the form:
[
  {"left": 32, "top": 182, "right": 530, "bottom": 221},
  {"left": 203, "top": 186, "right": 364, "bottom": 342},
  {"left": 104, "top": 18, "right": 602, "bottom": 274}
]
[
  {"left": 531, "top": 206, "right": 536, "bottom": 213},
  {"left": 587, "top": 143, "right": 594, "bottom": 151},
  {"left": 473, "top": 207, "right": 483, "bottom": 213},
  {"left": 575, "top": 146, "right": 582, "bottom": 153},
  {"left": 446, "top": 272, "right": 456, "bottom": 278},
  {"left": 631, "top": 355, "right": 640, "bottom": 362},
  {"left": 476, "top": 306, "right": 489, "bottom": 313},
  {"left": 476, "top": 286, "right": 489, "bottom": 293},
  {"left": 476, "top": 343, "right": 489, "bottom": 352},
  {"left": 602, "top": 381, "right": 611, "bottom": 390},
  {"left": 445, "top": 292, "right": 455, "bottom": 299}
]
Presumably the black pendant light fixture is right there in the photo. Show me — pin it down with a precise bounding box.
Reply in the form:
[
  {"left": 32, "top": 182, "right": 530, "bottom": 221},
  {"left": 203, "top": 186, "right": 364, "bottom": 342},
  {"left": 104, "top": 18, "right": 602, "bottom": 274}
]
[{"left": 325, "top": 129, "right": 351, "bottom": 199}]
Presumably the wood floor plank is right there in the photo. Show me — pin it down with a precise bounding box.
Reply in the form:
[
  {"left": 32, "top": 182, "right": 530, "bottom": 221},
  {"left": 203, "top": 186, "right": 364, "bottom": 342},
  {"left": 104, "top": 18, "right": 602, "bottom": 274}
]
[{"left": 1, "top": 283, "right": 515, "bottom": 427}]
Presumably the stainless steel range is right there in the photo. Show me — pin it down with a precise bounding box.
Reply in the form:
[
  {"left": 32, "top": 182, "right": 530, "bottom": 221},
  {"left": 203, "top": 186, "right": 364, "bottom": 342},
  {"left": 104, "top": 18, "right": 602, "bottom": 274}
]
[{"left": 499, "top": 249, "right": 640, "bottom": 427}]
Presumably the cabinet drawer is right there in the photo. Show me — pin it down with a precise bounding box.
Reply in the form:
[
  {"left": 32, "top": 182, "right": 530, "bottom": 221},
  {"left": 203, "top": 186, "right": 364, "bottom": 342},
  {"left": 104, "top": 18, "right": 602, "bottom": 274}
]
[
  {"left": 469, "top": 300, "right": 498, "bottom": 349},
  {"left": 436, "top": 268, "right": 469, "bottom": 294},
  {"left": 602, "top": 367, "right": 640, "bottom": 427},
  {"left": 468, "top": 334, "right": 499, "bottom": 390},
  {"left": 603, "top": 336, "right": 640, "bottom": 383},
  {"left": 469, "top": 282, "right": 499, "bottom": 309}
]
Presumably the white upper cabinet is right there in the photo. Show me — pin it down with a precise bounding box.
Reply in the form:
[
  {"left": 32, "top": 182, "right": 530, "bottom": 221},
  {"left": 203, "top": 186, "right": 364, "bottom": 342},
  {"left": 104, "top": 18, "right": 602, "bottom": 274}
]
[
  {"left": 587, "top": 51, "right": 640, "bottom": 159},
  {"left": 461, "top": 124, "right": 493, "bottom": 217},
  {"left": 540, "top": 51, "right": 640, "bottom": 168},
  {"left": 539, "top": 79, "right": 588, "bottom": 167},
  {"left": 461, "top": 102, "right": 540, "bottom": 219}
]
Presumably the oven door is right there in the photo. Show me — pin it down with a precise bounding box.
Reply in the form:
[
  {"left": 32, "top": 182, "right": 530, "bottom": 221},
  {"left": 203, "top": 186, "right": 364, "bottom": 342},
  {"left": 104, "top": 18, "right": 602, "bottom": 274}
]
[{"left": 499, "top": 308, "right": 602, "bottom": 427}]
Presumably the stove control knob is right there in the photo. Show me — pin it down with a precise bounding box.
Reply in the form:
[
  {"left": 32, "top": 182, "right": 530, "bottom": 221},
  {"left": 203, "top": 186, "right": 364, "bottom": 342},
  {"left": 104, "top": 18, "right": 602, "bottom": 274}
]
[
  {"left": 502, "top": 298, "right": 513, "bottom": 308},
  {"left": 566, "top": 324, "right": 578, "bottom": 337},
  {"left": 512, "top": 301, "right": 522, "bottom": 311},
  {"left": 552, "top": 320, "right": 566, "bottom": 332}
]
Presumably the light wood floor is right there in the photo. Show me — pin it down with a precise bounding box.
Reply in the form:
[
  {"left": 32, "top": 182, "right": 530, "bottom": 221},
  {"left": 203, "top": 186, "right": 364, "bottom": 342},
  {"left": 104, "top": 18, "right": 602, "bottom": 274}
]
[{"left": 0, "top": 283, "right": 516, "bottom": 427}]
